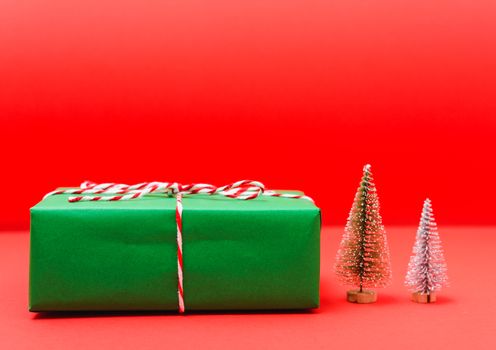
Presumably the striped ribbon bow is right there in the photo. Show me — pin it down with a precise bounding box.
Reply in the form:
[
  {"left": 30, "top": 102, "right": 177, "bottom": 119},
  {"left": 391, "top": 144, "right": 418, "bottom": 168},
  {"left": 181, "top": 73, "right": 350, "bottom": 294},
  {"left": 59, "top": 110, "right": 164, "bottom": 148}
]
[{"left": 44, "top": 180, "right": 313, "bottom": 313}]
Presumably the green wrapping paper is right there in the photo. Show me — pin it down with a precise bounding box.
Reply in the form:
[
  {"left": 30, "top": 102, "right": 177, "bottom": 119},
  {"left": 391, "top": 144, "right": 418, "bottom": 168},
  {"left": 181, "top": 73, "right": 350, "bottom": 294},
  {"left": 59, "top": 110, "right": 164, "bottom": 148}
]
[{"left": 30, "top": 191, "right": 321, "bottom": 311}]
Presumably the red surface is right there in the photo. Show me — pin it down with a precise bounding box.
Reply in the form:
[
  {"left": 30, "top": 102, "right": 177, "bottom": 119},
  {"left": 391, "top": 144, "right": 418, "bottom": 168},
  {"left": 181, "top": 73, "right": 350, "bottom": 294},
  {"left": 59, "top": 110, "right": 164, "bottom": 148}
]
[
  {"left": 1, "top": 1, "right": 496, "bottom": 229},
  {"left": 1, "top": 227, "right": 495, "bottom": 349}
]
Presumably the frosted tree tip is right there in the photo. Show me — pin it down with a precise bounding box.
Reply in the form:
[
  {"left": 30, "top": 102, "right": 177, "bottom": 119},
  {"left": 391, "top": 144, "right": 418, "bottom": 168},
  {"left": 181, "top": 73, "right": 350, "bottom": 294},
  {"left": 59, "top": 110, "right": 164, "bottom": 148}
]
[
  {"left": 424, "top": 198, "right": 431, "bottom": 205},
  {"left": 363, "top": 164, "right": 371, "bottom": 173}
]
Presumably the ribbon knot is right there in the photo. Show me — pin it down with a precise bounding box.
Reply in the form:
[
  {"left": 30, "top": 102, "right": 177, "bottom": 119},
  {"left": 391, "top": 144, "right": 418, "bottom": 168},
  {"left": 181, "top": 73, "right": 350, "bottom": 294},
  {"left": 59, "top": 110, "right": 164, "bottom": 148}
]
[{"left": 45, "top": 179, "right": 275, "bottom": 203}]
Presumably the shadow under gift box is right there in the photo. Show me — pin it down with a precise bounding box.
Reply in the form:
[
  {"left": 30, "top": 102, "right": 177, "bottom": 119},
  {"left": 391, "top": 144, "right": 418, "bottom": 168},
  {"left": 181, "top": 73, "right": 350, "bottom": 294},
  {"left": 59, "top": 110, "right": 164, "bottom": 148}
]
[{"left": 29, "top": 191, "right": 321, "bottom": 312}]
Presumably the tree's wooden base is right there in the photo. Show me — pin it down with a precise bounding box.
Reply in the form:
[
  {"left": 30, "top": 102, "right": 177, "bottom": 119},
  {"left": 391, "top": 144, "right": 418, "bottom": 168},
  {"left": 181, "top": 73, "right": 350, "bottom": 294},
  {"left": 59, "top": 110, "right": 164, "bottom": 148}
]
[
  {"left": 411, "top": 292, "right": 437, "bottom": 303},
  {"left": 347, "top": 290, "right": 377, "bottom": 304}
]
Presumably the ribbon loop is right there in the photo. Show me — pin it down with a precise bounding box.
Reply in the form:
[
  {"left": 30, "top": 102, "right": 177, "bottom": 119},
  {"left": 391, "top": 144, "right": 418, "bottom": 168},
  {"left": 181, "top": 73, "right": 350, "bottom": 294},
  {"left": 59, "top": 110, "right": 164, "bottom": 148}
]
[{"left": 48, "top": 180, "right": 283, "bottom": 203}]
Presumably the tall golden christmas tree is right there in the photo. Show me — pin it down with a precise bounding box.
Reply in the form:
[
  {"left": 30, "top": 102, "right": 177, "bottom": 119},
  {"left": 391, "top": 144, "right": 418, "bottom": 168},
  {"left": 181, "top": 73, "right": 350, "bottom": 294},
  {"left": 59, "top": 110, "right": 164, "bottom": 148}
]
[{"left": 335, "top": 164, "right": 392, "bottom": 303}]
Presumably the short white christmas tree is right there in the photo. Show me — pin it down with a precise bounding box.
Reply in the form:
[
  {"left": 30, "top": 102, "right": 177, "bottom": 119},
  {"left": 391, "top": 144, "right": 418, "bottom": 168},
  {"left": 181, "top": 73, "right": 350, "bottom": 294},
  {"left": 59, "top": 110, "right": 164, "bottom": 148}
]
[{"left": 405, "top": 198, "right": 448, "bottom": 303}]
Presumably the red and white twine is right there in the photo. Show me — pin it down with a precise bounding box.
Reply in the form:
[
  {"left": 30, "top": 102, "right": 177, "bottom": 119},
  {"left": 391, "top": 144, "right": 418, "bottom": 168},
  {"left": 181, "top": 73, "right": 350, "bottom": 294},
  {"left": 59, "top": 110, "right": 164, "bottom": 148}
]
[
  {"left": 44, "top": 180, "right": 313, "bottom": 313},
  {"left": 176, "top": 193, "right": 184, "bottom": 313}
]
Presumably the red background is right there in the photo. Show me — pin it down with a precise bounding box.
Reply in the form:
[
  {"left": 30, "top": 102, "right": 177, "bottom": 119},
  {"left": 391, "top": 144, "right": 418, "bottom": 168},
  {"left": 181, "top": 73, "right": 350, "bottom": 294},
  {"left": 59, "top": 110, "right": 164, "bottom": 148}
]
[
  {"left": 1, "top": 3, "right": 496, "bottom": 348},
  {"left": 1, "top": 0, "right": 496, "bottom": 229}
]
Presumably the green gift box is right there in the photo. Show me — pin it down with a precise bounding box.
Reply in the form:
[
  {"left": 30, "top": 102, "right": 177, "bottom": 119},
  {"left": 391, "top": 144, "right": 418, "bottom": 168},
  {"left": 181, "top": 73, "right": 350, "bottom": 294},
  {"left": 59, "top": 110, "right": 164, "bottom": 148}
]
[{"left": 30, "top": 189, "right": 321, "bottom": 312}]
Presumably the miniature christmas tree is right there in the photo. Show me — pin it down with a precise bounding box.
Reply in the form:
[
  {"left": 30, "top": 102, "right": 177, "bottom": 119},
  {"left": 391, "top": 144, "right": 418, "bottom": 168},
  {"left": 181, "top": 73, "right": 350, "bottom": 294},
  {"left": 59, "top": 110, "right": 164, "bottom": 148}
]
[
  {"left": 335, "top": 164, "right": 392, "bottom": 303},
  {"left": 405, "top": 198, "right": 448, "bottom": 303}
]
